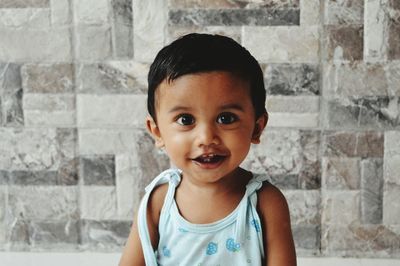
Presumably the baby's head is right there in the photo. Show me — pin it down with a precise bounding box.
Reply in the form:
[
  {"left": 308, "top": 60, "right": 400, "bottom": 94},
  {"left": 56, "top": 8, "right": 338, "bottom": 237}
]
[{"left": 147, "top": 33, "right": 266, "bottom": 122}]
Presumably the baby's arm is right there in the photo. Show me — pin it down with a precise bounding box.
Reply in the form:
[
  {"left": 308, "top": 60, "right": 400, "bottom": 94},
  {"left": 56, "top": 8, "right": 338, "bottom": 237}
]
[
  {"left": 119, "top": 184, "right": 168, "bottom": 266},
  {"left": 258, "top": 183, "right": 297, "bottom": 266}
]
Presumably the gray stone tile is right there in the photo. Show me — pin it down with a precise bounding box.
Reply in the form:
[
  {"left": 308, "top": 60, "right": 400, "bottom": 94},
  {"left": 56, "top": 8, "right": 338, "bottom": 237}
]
[
  {"left": 0, "top": 170, "right": 9, "bottom": 184},
  {"left": 361, "top": 159, "right": 383, "bottom": 224},
  {"left": 4, "top": 88, "right": 24, "bottom": 126},
  {"left": 299, "top": 130, "right": 321, "bottom": 189},
  {"left": 0, "top": 63, "right": 22, "bottom": 92},
  {"left": 292, "top": 225, "right": 320, "bottom": 255},
  {"left": 167, "top": 26, "right": 242, "bottom": 44},
  {"left": 169, "top": 0, "right": 299, "bottom": 9},
  {"left": 327, "top": 97, "right": 400, "bottom": 129},
  {"left": 29, "top": 220, "right": 80, "bottom": 249},
  {"left": 264, "top": 64, "right": 320, "bottom": 96},
  {"left": 21, "top": 64, "right": 74, "bottom": 93},
  {"left": 168, "top": 8, "right": 299, "bottom": 27},
  {"left": 0, "top": 0, "right": 49, "bottom": 8},
  {"left": 324, "top": 0, "right": 364, "bottom": 25},
  {"left": 388, "top": 8, "right": 400, "bottom": 60},
  {"left": 57, "top": 158, "right": 78, "bottom": 186},
  {"left": 76, "top": 63, "right": 147, "bottom": 94},
  {"left": 324, "top": 25, "right": 363, "bottom": 61},
  {"left": 0, "top": 63, "right": 24, "bottom": 126},
  {"left": 323, "top": 131, "right": 384, "bottom": 158},
  {"left": 8, "top": 186, "right": 79, "bottom": 220},
  {"left": 322, "top": 157, "right": 360, "bottom": 190},
  {"left": 322, "top": 224, "right": 400, "bottom": 257},
  {"left": 81, "top": 220, "right": 131, "bottom": 250},
  {"left": 8, "top": 219, "right": 30, "bottom": 251},
  {"left": 112, "top": 0, "right": 133, "bottom": 58},
  {"left": 80, "top": 155, "right": 116, "bottom": 186},
  {"left": 76, "top": 25, "right": 112, "bottom": 61},
  {"left": 9, "top": 171, "right": 58, "bottom": 186},
  {"left": 243, "top": 130, "right": 320, "bottom": 189}
]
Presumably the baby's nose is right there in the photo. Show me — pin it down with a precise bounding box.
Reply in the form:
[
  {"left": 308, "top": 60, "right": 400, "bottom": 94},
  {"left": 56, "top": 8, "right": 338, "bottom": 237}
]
[{"left": 195, "top": 124, "right": 220, "bottom": 147}]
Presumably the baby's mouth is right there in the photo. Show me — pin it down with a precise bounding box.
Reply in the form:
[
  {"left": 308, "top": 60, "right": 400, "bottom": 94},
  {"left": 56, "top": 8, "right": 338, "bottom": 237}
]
[{"left": 193, "top": 154, "right": 226, "bottom": 164}]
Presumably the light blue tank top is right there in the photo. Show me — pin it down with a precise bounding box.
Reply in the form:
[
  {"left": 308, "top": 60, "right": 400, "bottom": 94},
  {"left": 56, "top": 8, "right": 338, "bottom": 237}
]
[{"left": 137, "top": 168, "right": 269, "bottom": 266}]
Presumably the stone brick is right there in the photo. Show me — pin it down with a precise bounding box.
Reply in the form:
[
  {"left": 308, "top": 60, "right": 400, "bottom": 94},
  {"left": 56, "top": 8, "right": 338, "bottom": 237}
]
[
  {"left": 264, "top": 63, "right": 320, "bottom": 95},
  {"left": 267, "top": 113, "right": 319, "bottom": 128},
  {"left": 74, "top": 0, "right": 109, "bottom": 24},
  {"left": 76, "top": 62, "right": 147, "bottom": 94},
  {"left": 167, "top": 26, "right": 242, "bottom": 44},
  {"left": 168, "top": 8, "right": 299, "bottom": 27},
  {"left": 383, "top": 185, "right": 400, "bottom": 225},
  {"left": 81, "top": 187, "right": 118, "bottom": 219},
  {"left": 360, "top": 159, "right": 383, "bottom": 224},
  {"left": 133, "top": 0, "right": 167, "bottom": 62},
  {"left": 300, "top": 0, "right": 320, "bottom": 25},
  {"left": 326, "top": 97, "right": 400, "bottom": 129},
  {"left": 76, "top": 26, "right": 112, "bottom": 61},
  {"left": 388, "top": 5, "right": 400, "bottom": 60},
  {"left": 324, "top": 25, "right": 363, "bottom": 61},
  {"left": 324, "top": 0, "right": 364, "bottom": 25},
  {"left": 364, "top": 0, "right": 390, "bottom": 62},
  {"left": 9, "top": 171, "right": 58, "bottom": 185},
  {"left": 384, "top": 131, "right": 400, "bottom": 186},
  {"left": 0, "top": 28, "right": 72, "bottom": 62},
  {"left": 0, "top": 171, "right": 9, "bottom": 185},
  {"left": 29, "top": 220, "right": 79, "bottom": 249},
  {"left": 3, "top": 88, "right": 24, "bottom": 126},
  {"left": 323, "top": 62, "right": 397, "bottom": 97},
  {"left": 322, "top": 191, "right": 360, "bottom": 225},
  {"left": 7, "top": 219, "right": 30, "bottom": 251},
  {"left": 322, "top": 157, "right": 360, "bottom": 190},
  {"left": 112, "top": 0, "right": 133, "bottom": 58},
  {"left": 169, "top": 0, "right": 299, "bottom": 9},
  {"left": 81, "top": 220, "right": 131, "bottom": 251},
  {"left": 0, "top": 186, "right": 5, "bottom": 220},
  {"left": 244, "top": 130, "right": 320, "bottom": 189},
  {"left": 80, "top": 155, "right": 115, "bottom": 186},
  {"left": 23, "top": 93, "right": 75, "bottom": 126},
  {"left": 322, "top": 224, "right": 400, "bottom": 257},
  {"left": 0, "top": 128, "right": 62, "bottom": 171},
  {"left": 0, "top": 0, "right": 49, "bottom": 8},
  {"left": 299, "top": 130, "right": 321, "bottom": 189},
  {"left": 0, "top": 63, "right": 23, "bottom": 126},
  {"left": 243, "top": 26, "right": 319, "bottom": 63},
  {"left": 8, "top": 186, "right": 78, "bottom": 220},
  {"left": 292, "top": 224, "right": 320, "bottom": 255},
  {"left": 0, "top": 8, "right": 50, "bottom": 28},
  {"left": 50, "top": 0, "right": 71, "bottom": 25},
  {"left": 323, "top": 131, "right": 384, "bottom": 158},
  {"left": 283, "top": 190, "right": 320, "bottom": 225},
  {"left": 22, "top": 64, "right": 74, "bottom": 93},
  {"left": 77, "top": 94, "right": 147, "bottom": 128}
]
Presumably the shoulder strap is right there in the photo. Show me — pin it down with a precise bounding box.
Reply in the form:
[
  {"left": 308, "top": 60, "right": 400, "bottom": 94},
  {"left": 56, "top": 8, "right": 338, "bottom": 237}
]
[
  {"left": 235, "top": 173, "right": 269, "bottom": 251},
  {"left": 137, "top": 168, "right": 181, "bottom": 266}
]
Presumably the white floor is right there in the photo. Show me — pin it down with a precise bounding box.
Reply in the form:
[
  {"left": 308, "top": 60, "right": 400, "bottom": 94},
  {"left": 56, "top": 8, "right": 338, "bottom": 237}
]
[{"left": 0, "top": 252, "right": 399, "bottom": 266}]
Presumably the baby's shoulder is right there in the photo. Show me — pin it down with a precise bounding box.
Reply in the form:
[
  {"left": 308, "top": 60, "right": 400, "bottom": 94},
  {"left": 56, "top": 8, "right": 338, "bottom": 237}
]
[
  {"left": 147, "top": 183, "right": 169, "bottom": 224},
  {"left": 257, "top": 181, "right": 289, "bottom": 218}
]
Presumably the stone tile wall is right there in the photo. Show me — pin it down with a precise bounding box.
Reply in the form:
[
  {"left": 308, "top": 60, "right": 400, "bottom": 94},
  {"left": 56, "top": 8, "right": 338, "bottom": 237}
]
[{"left": 0, "top": 0, "right": 399, "bottom": 258}]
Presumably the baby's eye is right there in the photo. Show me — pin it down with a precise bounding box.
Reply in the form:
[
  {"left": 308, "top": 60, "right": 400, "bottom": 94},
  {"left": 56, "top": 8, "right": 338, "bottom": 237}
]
[
  {"left": 216, "top": 112, "right": 238, "bottom": 124},
  {"left": 176, "top": 114, "right": 195, "bottom": 126}
]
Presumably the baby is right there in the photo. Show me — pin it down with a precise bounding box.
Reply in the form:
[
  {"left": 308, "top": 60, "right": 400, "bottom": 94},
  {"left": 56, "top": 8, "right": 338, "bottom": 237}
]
[{"left": 119, "top": 33, "right": 296, "bottom": 266}]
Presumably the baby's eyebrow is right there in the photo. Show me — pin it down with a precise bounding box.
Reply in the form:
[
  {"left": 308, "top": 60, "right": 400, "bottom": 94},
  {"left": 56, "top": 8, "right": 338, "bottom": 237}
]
[
  {"left": 220, "top": 103, "right": 245, "bottom": 112},
  {"left": 168, "top": 106, "right": 191, "bottom": 113}
]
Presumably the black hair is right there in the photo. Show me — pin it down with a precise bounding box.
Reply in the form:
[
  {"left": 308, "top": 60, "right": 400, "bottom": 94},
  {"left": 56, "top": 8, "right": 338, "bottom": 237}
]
[{"left": 147, "top": 33, "right": 266, "bottom": 121}]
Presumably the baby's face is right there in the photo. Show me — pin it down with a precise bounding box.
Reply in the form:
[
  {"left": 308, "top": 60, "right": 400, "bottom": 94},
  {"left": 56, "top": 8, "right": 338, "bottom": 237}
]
[{"left": 147, "top": 71, "right": 266, "bottom": 183}]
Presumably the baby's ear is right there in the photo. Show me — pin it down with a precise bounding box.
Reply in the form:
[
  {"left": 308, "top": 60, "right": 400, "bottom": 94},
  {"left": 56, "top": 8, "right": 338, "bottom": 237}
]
[
  {"left": 251, "top": 112, "right": 268, "bottom": 144},
  {"left": 146, "top": 116, "right": 164, "bottom": 148}
]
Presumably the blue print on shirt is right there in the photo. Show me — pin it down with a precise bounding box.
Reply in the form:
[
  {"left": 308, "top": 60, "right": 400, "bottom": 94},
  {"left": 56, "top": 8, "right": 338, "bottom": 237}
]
[
  {"left": 162, "top": 246, "right": 171, "bottom": 257},
  {"left": 226, "top": 238, "right": 241, "bottom": 252},
  {"left": 206, "top": 242, "right": 218, "bottom": 255},
  {"left": 251, "top": 219, "right": 261, "bottom": 232}
]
